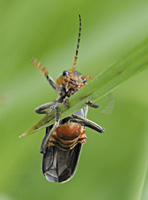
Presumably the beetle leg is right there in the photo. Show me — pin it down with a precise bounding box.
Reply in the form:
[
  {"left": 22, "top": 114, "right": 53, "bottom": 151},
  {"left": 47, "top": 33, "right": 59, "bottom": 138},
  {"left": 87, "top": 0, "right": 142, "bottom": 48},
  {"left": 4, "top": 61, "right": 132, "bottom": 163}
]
[
  {"left": 85, "top": 100, "right": 99, "bottom": 109},
  {"left": 71, "top": 114, "right": 105, "bottom": 133},
  {"left": 40, "top": 121, "right": 59, "bottom": 154},
  {"left": 46, "top": 76, "right": 62, "bottom": 94},
  {"left": 40, "top": 104, "right": 60, "bottom": 154},
  {"left": 55, "top": 105, "right": 60, "bottom": 122},
  {"left": 35, "top": 102, "right": 55, "bottom": 114}
]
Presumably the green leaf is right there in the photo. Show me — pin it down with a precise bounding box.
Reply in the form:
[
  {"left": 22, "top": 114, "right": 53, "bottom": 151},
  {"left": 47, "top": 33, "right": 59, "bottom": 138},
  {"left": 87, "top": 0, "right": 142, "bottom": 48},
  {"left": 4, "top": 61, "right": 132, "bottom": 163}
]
[{"left": 20, "top": 37, "right": 148, "bottom": 138}]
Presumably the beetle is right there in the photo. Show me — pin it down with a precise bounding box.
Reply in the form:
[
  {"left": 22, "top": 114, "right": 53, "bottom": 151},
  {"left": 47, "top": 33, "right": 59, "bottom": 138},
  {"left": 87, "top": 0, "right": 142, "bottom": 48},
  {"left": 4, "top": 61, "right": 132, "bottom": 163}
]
[{"left": 32, "top": 15, "right": 105, "bottom": 183}]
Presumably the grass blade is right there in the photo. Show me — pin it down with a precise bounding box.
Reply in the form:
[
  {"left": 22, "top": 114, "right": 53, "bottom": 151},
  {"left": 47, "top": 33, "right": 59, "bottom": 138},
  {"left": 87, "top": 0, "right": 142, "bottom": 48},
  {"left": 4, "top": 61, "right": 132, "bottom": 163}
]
[{"left": 20, "top": 38, "right": 148, "bottom": 138}]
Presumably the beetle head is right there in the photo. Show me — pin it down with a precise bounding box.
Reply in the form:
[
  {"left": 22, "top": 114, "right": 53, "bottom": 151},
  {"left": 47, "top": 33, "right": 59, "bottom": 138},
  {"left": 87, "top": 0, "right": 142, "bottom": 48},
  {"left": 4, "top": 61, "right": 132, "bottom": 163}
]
[{"left": 56, "top": 69, "right": 92, "bottom": 96}]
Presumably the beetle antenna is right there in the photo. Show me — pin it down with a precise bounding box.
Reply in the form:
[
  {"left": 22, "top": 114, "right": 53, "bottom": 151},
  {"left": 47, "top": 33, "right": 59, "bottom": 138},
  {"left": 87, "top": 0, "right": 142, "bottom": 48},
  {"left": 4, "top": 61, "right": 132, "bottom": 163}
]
[
  {"left": 31, "top": 58, "right": 61, "bottom": 93},
  {"left": 70, "top": 14, "right": 81, "bottom": 74},
  {"left": 32, "top": 58, "right": 48, "bottom": 77}
]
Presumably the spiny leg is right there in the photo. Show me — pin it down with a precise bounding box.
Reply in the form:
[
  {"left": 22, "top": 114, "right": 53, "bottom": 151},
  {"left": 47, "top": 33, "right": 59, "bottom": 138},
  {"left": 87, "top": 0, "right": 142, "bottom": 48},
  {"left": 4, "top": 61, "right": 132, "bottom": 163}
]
[
  {"left": 32, "top": 58, "right": 61, "bottom": 93},
  {"left": 71, "top": 114, "right": 105, "bottom": 133},
  {"left": 70, "top": 14, "right": 81, "bottom": 75},
  {"left": 40, "top": 104, "right": 61, "bottom": 154}
]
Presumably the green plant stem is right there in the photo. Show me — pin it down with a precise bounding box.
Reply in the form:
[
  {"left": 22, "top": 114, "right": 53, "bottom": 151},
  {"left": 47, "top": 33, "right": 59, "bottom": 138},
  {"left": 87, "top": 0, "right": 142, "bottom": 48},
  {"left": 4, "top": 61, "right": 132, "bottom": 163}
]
[{"left": 20, "top": 38, "right": 148, "bottom": 137}]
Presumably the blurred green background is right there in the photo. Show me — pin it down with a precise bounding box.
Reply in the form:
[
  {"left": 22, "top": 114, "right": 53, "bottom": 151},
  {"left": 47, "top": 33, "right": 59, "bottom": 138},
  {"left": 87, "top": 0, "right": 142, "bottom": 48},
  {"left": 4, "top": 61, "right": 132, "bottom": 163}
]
[{"left": 0, "top": 0, "right": 148, "bottom": 200}]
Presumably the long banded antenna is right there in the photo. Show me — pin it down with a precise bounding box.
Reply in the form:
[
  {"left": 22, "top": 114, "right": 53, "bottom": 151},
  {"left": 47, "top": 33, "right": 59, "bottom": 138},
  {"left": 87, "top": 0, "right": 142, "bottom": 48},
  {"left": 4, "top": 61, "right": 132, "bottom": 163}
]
[
  {"left": 70, "top": 14, "right": 81, "bottom": 74},
  {"left": 32, "top": 58, "right": 48, "bottom": 77},
  {"left": 32, "top": 58, "right": 61, "bottom": 93}
]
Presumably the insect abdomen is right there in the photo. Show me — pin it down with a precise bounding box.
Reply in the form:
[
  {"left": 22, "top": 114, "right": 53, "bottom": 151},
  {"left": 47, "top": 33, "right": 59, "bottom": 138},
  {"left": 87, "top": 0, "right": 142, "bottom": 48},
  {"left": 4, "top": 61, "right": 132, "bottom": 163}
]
[
  {"left": 48, "top": 122, "right": 87, "bottom": 150},
  {"left": 42, "top": 107, "right": 88, "bottom": 183}
]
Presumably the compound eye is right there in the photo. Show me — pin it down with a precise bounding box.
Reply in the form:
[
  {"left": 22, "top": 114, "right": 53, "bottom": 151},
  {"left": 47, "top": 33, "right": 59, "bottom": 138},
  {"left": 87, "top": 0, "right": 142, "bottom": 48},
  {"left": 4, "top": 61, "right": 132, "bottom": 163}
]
[
  {"left": 63, "top": 70, "right": 69, "bottom": 76},
  {"left": 82, "top": 78, "right": 87, "bottom": 83}
]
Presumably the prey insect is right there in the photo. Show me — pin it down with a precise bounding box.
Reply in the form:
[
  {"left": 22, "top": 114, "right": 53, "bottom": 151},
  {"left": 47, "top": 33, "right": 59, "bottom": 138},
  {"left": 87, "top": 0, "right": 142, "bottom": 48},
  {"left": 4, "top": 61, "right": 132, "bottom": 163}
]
[{"left": 33, "top": 15, "right": 104, "bottom": 183}]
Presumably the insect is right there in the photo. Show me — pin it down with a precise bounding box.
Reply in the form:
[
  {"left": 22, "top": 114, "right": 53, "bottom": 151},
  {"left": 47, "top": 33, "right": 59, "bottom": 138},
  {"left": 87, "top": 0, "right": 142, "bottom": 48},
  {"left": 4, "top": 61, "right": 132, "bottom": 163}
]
[{"left": 32, "top": 15, "right": 105, "bottom": 183}]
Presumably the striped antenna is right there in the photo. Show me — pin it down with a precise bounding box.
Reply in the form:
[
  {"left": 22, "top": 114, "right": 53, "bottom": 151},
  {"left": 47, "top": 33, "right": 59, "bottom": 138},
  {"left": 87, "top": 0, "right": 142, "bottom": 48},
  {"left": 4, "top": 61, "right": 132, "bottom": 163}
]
[
  {"left": 32, "top": 58, "right": 61, "bottom": 93},
  {"left": 70, "top": 14, "right": 81, "bottom": 74},
  {"left": 32, "top": 58, "right": 48, "bottom": 77}
]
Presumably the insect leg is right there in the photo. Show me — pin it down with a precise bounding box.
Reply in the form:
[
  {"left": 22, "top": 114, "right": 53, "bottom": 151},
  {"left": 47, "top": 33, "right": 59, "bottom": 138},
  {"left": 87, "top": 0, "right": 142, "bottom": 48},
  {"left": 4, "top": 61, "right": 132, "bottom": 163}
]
[
  {"left": 32, "top": 58, "right": 61, "bottom": 93},
  {"left": 55, "top": 105, "right": 60, "bottom": 122},
  {"left": 40, "top": 104, "right": 60, "bottom": 154},
  {"left": 40, "top": 121, "right": 59, "bottom": 154},
  {"left": 35, "top": 102, "right": 55, "bottom": 114},
  {"left": 71, "top": 114, "right": 105, "bottom": 133},
  {"left": 85, "top": 100, "right": 99, "bottom": 109}
]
